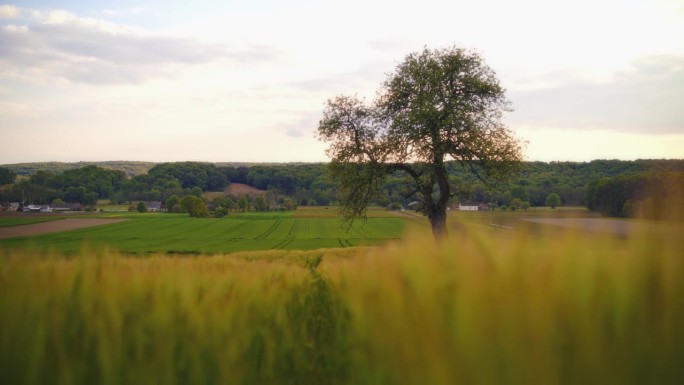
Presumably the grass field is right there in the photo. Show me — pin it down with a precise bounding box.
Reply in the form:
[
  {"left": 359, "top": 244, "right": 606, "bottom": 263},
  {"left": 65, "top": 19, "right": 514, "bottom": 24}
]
[{"left": 1, "top": 208, "right": 682, "bottom": 384}]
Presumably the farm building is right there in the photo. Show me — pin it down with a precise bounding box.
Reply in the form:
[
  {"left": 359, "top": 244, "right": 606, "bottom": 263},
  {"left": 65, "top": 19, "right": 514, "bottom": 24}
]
[
  {"left": 24, "top": 205, "right": 52, "bottom": 213},
  {"left": 145, "top": 201, "right": 163, "bottom": 212},
  {"left": 458, "top": 204, "right": 479, "bottom": 211},
  {"left": 11, "top": 203, "right": 82, "bottom": 212}
]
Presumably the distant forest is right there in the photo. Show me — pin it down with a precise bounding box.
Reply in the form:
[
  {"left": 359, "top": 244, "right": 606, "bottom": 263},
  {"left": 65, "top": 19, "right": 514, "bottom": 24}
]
[
  {"left": 1, "top": 159, "right": 683, "bottom": 218},
  {"left": 1, "top": 161, "right": 306, "bottom": 177},
  {"left": 2, "top": 161, "right": 157, "bottom": 177}
]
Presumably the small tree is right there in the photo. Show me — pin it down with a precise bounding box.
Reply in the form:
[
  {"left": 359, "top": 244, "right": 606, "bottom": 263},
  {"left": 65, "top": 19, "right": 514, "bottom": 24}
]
[
  {"left": 214, "top": 207, "right": 229, "bottom": 218},
  {"left": 545, "top": 193, "right": 561, "bottom": 209},
  {"left": 282, "top": 197, "right": 297, "bottom": 211},
  {"left": 136, "top": 201, "right": 147, "bottom": 213},
  {"left": 165, "top": 195, "right": 180, "bottom": 213},
  {"left": 224, "top": 197, "right": 235, "bottom": 212},
  {"left": 180, "top": 196, "right": 209, "bottom": 217},
  {"left": 238, "top": 196, "right": 248, "bottom": 212},
  {"left": 254, "top": 194, "right": 269, "bottom": 212}
]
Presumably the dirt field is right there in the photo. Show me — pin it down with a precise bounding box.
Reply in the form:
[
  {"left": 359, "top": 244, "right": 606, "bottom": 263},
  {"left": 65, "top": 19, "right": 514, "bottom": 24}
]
[
  {"left": 0, "top": 218, "right": 127, "bottom": 239},
  {"left": 225, "top": 183, "right": 266, "bottom": 196}
]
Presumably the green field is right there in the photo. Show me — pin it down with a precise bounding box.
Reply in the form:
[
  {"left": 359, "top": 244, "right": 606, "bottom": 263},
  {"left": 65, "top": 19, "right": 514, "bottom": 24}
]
[
  {"left": 0, "top": 217, "right": 62, "bottom": 227},
  {"left": 0, "top": 210, "right": 408, "bottom": 254},
  {"left": 1, "top": 208, "right": 682, "bottom": 384}
]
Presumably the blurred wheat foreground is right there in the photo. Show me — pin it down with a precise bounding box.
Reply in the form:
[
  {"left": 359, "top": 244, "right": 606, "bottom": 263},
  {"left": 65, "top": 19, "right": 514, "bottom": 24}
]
[{"left": 1, "top": 213, "right": 682, "bottom": 384}]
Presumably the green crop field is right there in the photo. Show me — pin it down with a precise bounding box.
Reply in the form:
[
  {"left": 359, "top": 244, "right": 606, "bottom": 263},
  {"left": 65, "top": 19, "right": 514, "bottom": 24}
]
[
  {"left": 0, "top": 210, "right": 408, "bottom": 254},
  {"left": 0, "top": 217, "right": 62, "bottom": 227}
]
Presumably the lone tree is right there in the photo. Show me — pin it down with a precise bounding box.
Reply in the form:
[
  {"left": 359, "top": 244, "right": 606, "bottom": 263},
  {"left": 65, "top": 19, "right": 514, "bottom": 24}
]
[
  {"left": 545, "top": 193, "right": 561, "bottom": 209},
  {"left": 317, "top": 46, "right": 523, "bottom": 240}
]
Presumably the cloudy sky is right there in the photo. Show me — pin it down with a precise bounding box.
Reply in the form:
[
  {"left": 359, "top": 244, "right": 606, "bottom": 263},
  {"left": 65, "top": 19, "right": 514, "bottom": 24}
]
[{"left": 0, "top": 0, "right": 682, "bottom": 164}]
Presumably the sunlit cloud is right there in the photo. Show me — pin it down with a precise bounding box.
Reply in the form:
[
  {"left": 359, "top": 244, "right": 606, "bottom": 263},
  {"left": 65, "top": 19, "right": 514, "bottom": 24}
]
[{"left": 0, "top": 4, "right": 20, "bottom": 19}]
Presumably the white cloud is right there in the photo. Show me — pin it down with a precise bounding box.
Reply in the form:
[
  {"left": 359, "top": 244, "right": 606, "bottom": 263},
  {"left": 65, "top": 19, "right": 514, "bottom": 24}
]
[
  {"left": 0, "top": 5, "right": 20, "bottom": 19},
  {"left": 100, "top": 9, "right": 121, "bottom": 17},
  {"left": 0, "top": 8, "right": 279, "bottom": 85}
]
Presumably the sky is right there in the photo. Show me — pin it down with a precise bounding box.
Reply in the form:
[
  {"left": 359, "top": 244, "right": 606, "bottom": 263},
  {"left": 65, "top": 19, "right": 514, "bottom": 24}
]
[{"left": 0, "top": 0, "right": 682, "bottom": 164}]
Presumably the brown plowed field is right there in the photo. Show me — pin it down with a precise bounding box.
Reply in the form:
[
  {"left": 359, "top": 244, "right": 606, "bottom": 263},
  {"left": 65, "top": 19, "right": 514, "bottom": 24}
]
[
  {"left": 225, "top": 183, "right": 265, "bottom": 196},
  {"left": 0, "top": 219, "right": 127, "bottom": 239}
]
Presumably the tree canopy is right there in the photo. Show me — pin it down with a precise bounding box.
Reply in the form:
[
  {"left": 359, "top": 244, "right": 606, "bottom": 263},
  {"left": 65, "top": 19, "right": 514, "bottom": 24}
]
[
  {"left": 585, "top": 172, "right": 684, "bottom": 220},
  {"left": 148, "top": 162, "right": 228, "bottom": 191},
  {"left": 180, "top": 196, "right": 209, "bottom": 218},
  {"left": 48, "top": 165, "right": 126, "bottom": 199},
  {"left": 317, "top": 46, "right": 524, "bottom": 239},
  {"left": 0, "top": 167, "right": 17, "bottom": 185},
  {"left": 545, "top": 193, "right": 561, "bottom": 209}
]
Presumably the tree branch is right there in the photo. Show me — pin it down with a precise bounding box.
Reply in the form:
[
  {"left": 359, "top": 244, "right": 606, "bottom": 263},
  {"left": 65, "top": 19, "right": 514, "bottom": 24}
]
[{"left": 386, "top": 163, "right": 422, "bottom": 184}]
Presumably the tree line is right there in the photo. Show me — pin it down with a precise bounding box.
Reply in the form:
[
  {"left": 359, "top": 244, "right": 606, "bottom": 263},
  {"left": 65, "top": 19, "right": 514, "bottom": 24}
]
[
  {"left": 1, "top": 160, "right": 682, "bottom": 218},
  {"left": 586, "top": 171, "right": 684, "bottom": 221},
  {"left": 1, "top": 161, "right": 155, "bottom": 177}
]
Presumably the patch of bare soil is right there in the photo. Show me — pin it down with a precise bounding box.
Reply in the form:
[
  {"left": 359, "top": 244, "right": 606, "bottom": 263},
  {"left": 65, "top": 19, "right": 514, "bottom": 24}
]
[
  {"left": 0, "top": 219, "right": 128, "bottom": 239},
  {"left": 225, "top": 183, "right": 266, "bottom": 196}
]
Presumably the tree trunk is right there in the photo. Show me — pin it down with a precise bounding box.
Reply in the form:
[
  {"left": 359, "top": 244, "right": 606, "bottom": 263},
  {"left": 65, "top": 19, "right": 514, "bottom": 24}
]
[
  {"left": 429, "top": 161, "right": 450, "bottom": 243},
  {"left": 428, "top": 208, "right": 448, "bottom": 243}
]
